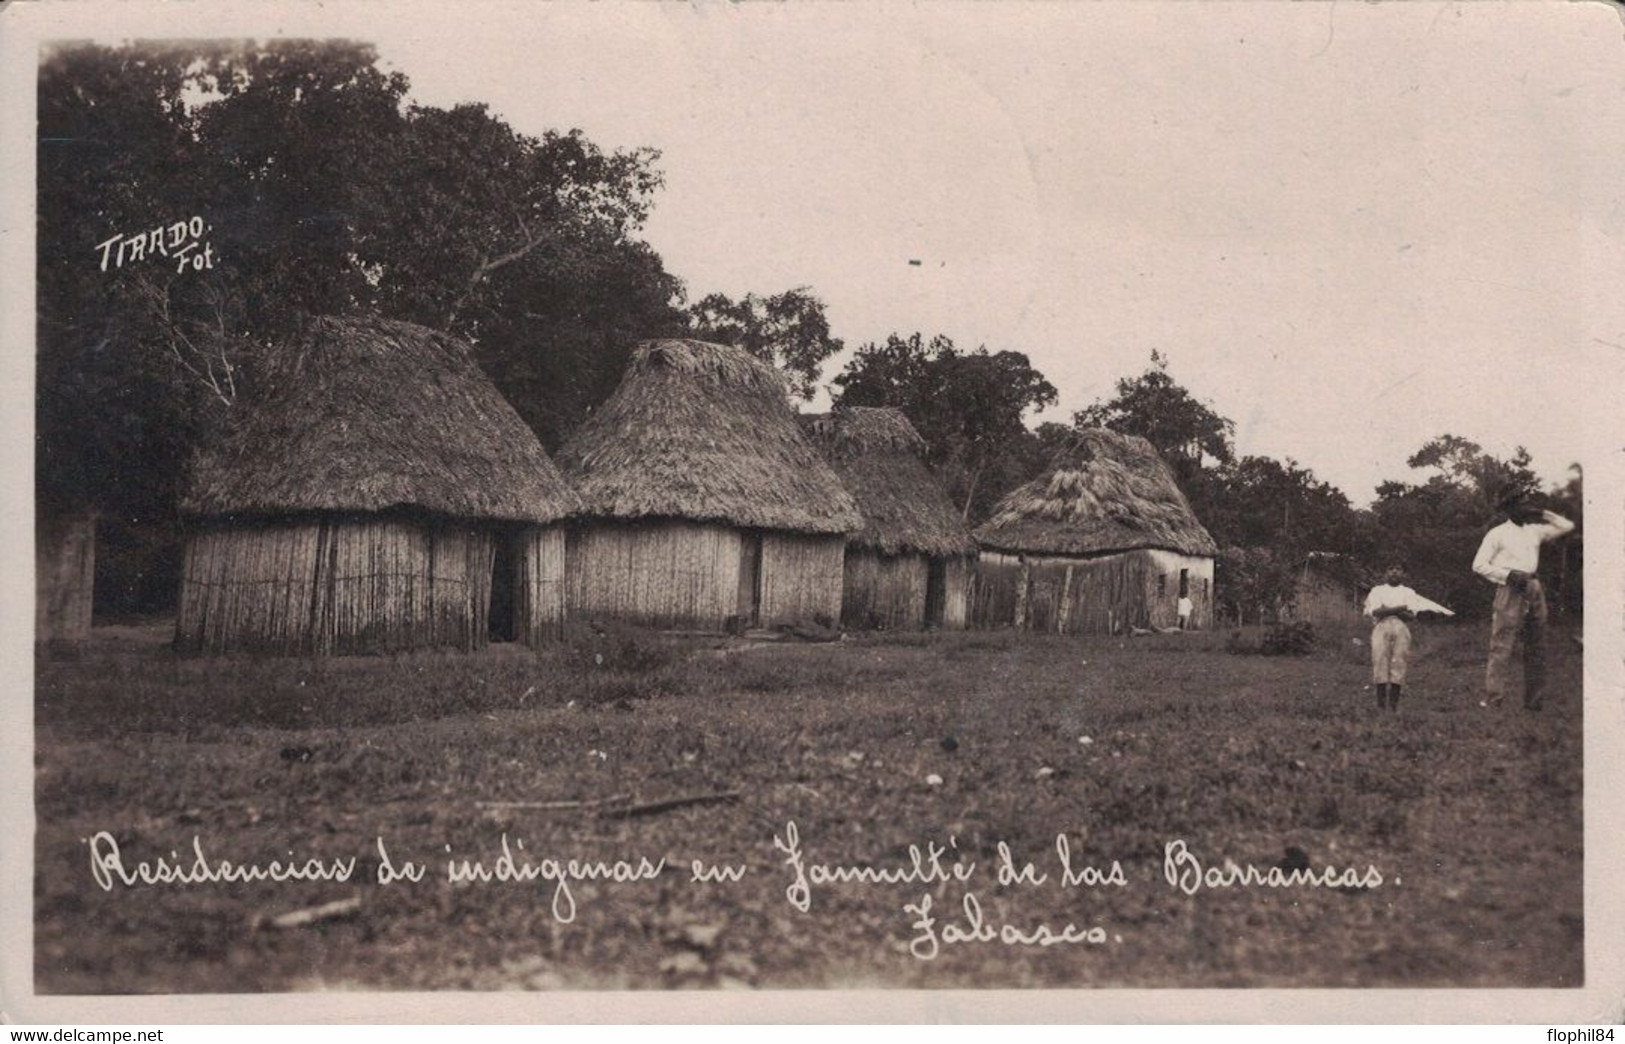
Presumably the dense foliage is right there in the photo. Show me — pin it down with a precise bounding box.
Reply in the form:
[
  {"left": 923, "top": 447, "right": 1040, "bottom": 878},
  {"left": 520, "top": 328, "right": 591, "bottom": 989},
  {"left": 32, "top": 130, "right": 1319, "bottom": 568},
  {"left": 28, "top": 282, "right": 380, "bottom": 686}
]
[
  {"left": 39, "top": 42, "right": 790, "bottom": 611},
  {"left": 830, "top": 333, "right": 1057, "bottom": 521},
  {"left": 688, "top": 288, "right": 844, "bottom": 402}
]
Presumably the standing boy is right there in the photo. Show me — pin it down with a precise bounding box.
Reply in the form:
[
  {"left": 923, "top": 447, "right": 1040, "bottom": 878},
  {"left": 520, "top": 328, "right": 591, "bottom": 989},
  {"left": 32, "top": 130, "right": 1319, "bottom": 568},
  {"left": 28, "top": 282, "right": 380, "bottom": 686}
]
[
  {"left": 1472, "top": 493, "right": 1575, "bottom": 710},
  {"left": 1177, "top": 593, "right": 1194, "bottom": 631},
  {"left": 1364, "top": 566, "right": 1417, "bottom": 712}
]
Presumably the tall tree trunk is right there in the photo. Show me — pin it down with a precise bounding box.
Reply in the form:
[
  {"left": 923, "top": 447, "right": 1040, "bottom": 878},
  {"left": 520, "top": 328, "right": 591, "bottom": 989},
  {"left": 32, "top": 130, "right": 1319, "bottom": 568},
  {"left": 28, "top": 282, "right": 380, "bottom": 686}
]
[{"left": 959, "top": 459, "right": 986, "bottom": 523}]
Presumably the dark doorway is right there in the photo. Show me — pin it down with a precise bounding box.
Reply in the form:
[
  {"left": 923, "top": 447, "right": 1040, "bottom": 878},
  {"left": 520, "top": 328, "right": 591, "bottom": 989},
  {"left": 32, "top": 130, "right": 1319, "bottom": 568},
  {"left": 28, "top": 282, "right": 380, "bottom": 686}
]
[
  {"left": 737, "top": 530, "right": 764, "bottom": 629},
  {"left": 489, "top": 535, "right": 517, "bottom": 642},
  {"left": 1179, "top": 568, "right": 1190, "bottom": 597},
  {"left": 925, "top": 557, "right": 947, "bottom": 629}
]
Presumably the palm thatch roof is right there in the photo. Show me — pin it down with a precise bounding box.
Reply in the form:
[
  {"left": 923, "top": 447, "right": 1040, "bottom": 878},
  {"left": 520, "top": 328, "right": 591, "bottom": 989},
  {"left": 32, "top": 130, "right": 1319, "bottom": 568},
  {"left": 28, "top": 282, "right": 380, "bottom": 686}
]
[
  {"left": 801, "top": 408, "right": 975, "bottom": 557},
  {"left": 557, "top": 339, "right": 860, "bottom": 534},
  {"left": 182, "top": 314, "right": 579, "bottom": 524},
  {"left": 974, "top": 429, "right": 1217, "bottom": 558}
]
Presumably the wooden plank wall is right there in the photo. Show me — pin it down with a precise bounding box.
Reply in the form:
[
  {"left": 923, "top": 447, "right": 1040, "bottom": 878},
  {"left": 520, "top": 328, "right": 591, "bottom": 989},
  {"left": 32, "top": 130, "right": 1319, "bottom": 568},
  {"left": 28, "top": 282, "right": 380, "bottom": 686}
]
[
  {"left": 970, "top": 549, "right": 1213, "bottom": 635},
  {"left": 1050, "top": 553, "right": 1153, "bottom": 634},
  {"left": 36, "top": 508, "right": 95, "bottom": 644},
  {"left": 566, "top": 520, "right": 742, "bottom": 630},
  {"left": 940, "top": 555, "right": 971, "bottom": 630},
  {"left": 841, "top": 549, "right": 927, "bottom": 630},
  {"left": 176, "top": 517, "right": 493, "bottom": 655},
  {"left": 969, "top": 552, "right": 1024, "bottom": 630},
  {"left": 760, "top": 532, "right": 845, "bottom": 628},
  {"left": 515, "top": 526, "right": 568, "bottom": 645}
]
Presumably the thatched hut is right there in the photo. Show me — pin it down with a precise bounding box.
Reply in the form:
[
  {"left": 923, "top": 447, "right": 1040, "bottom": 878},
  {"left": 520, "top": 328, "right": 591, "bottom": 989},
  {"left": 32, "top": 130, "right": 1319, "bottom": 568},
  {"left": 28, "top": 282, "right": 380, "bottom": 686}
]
[
  {"left": 801, "top": 408, "right": 976, "bottom": 630},
  {"left": 176, "top": 314, "right": 579, "bottom": 655},
  {"left": 972, "top": 429, "right": 1217, "bottom": 634},
  {"left": 557, "top": 339, "right": 860, "bottom": 631},
  {"left": 36, "top": 498, "right": 96, "bottom": 647}
]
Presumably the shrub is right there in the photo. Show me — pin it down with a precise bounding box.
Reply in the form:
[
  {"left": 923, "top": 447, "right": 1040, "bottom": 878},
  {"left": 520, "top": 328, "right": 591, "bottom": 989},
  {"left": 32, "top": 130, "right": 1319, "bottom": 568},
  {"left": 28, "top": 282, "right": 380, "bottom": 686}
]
[
  {"left": 1225, "top": 629, "right": 1259, "bottom": 656},
  {"left": 579, "top": 666, "right": 691, "bottom": 707},
  {"left": 1260, "top": 621, "right": 1318, "bottom": 656},
  {"left": 1228, "top": 622, "right": 1318, "bottom": 656},
  {"left": 562, "top": 620, "right": 682, "bottom": 674}
]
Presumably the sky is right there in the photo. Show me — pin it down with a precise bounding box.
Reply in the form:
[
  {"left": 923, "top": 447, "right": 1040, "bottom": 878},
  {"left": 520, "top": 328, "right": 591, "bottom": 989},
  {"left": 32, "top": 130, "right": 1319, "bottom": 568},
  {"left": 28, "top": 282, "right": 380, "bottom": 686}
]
[{"left": 23, "top": 1, "right": 1624, "bottom": 504}]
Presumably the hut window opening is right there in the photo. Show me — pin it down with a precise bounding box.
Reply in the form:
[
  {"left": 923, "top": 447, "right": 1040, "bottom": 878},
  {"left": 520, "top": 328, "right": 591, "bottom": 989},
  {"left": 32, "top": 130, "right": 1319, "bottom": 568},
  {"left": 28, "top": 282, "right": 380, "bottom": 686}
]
[
  {"left": 1157, "top": 573, "right": 1166, "bottom": 597},
  {"left": 489, "top": 534, "right": 518, "bottom": 643}
]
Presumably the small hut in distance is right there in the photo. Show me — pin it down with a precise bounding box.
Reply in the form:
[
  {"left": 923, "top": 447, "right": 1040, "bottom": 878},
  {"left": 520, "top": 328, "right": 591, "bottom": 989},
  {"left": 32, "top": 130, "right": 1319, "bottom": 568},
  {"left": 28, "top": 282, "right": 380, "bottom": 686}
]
[
  {"left": 558, "top": 339, "right": 861, "bottom": 632},
  {"left": 802, "top": 407, "right": 976, "bottom": 630},
  {"left": 176, "top": 314, "right": 580, "bottom": 654},
  {"left": 972, "top": 429, "right": 1218, "bottom": 634},
  {"left": 1282, "top": 552, "right": 1366, "bottom": 626}
]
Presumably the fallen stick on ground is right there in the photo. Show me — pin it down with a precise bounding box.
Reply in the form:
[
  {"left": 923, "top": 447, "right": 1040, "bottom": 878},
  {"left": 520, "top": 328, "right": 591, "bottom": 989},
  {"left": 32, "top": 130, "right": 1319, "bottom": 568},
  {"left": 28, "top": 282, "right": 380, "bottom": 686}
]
[
  {"left": 476, "top": 794, "right": 631, "bottom": 811},
  {"left": 600, "top": 791, "right": 741, "bottom": 819},
  {"left": 262, "top": 896, "right": 361, "bottom": 931}
]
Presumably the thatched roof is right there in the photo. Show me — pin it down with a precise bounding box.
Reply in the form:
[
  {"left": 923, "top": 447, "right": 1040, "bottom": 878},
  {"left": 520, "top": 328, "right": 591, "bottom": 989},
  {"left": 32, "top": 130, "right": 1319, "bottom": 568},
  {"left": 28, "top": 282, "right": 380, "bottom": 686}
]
[
  {"left": 557, "top": 339, "right": 860, "bottom": 534},
  {"left": 801, "top": 408, "right": 975, "bottom": 557},
  {"left": 182, "top": 314, "right": 579, "bottom": 524},
  {"left": 974, "top": 429, "right": 1217, "bottom": 558}
]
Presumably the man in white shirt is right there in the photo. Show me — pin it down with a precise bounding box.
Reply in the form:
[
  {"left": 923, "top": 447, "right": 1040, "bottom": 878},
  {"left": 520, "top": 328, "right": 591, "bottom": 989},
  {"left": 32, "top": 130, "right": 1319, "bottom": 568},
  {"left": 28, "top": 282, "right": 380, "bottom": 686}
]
[
  {"left": 1364, "top": 566, "right": 1417, "bottom": 712},
  {"left": 1177, "top": 594, "right": 1194, "bottom": 630},
  {"left": 1472, "top": 494, "right": 1575, "bottom": 710}
]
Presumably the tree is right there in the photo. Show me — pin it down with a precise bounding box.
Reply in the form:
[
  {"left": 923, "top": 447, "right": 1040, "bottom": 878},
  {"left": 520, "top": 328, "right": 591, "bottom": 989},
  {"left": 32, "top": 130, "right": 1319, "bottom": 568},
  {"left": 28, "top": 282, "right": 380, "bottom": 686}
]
[
  {"left": 1214, "top": 546, "right": 1300, "bottom": 626},
  {"left": 831, "top": 333, "right": 1057, "bottom": 521},
  {"left": 1216, "top": 455, "right": 1362, "bottom": 554},
  {"left": 186, "top": 40, "right": 416, "bottom": 324},
  {"left": 688, "top": 288, "right": 843, "bottom": 401},
  {"left": 37, "top": 44, "right": 242, "bottom": 614},
  {"left": 1404, "top": 434, "right": 1539, "bottom": 510},
  {"left": 1199, "top": 459, "right": 1367, "bottom": 627},
  {"left": 1071, "top": 351, "right": 1245, "bottom": 555},
  {"left": 37, "top": 40, "right": 691, "bottom": 611},
  {"left": 1073, "top": 351, "right": 1235, "bottom": 482},
  {"left": 1370, "top": 434, "right": 1548, "bottom": 619},
  {"left": 38, "top": 44, "right": 222, "bottom": 508},
  {"left": 457, "top": 233, "right": 688, "bottom": 450},
  {"left": 186, "top": 53, "right": 688, "bottom": 448}
]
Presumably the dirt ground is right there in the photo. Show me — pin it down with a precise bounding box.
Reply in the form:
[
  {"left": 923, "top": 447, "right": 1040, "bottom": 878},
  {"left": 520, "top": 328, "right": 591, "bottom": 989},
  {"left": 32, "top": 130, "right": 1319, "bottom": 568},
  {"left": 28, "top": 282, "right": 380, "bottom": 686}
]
[{"left": 32, "top": 618, "right": 1584, "bottom": 992}]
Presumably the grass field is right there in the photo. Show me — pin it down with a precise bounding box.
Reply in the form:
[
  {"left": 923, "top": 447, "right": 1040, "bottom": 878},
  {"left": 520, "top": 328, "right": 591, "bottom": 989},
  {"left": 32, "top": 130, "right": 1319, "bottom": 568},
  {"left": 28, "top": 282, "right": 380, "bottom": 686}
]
[{"left": 33, "top": 617, "right": 1583, "bottom": 992}]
